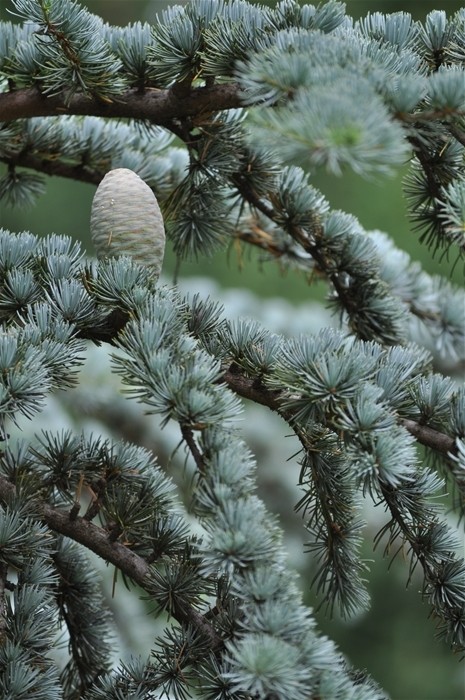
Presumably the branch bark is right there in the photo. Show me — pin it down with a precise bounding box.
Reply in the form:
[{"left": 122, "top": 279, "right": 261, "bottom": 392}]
[
  {"left": 2, "top": 152, "right": 104, "bottom": 186},
  {"left": 74, "top": 305, "right": 459, "bottom": 459},
  {"left": 220, "top": 365, "right": 458, "bottom": 457},
  {"left": 0, "top": 474, "right": 222, "bottom": 650},
  {"left": 0, "top": 84, "right": 243, "bottom": 124},
  {"left": 400, "top": 418, "right": 457, "bottom": 456}
]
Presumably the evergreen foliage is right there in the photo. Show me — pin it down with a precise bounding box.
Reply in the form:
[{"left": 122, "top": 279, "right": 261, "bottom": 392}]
[{"left": 0, "top": 0, "right": 464, "bottom": 697}]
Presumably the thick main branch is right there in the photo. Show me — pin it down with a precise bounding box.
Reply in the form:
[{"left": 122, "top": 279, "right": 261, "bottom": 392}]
[{"left": 0, "top": 84, "right": 243, "bottom": 124}]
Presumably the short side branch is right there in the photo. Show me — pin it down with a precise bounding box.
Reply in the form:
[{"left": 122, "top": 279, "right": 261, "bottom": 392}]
[{"left": 400, "top": 418, "right": 457, "bottom": 456}]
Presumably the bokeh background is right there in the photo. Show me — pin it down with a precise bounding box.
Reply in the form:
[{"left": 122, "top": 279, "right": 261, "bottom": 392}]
[{"left": 1, "top": 1, "right": 464, "bottom": 698}]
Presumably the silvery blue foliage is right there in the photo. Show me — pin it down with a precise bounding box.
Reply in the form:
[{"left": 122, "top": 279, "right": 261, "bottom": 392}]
[{"left": 0, "top": 0, "right": 464, "bottom": 698}]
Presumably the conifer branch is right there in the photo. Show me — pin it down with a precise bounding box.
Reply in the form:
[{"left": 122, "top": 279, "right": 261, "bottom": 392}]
[
  {"left": 180, "top": 424, "right": 207, "bottom": 477},
  {"left": 77, "top": 306, "right": 130, "bottom": 344},
  {"left": 0, "top": 473, "right": 222, "bottom": 650},
  {"left": 2, "top": 151, "right": 103, "bottom": 185},
  {"left": 220, "top": 365, "right": 458, "bottom": 458},
  {"left": 0, "top": 84, "right": 243, "bottom": 125},
  {"left": 231, "top": 174, "right": 375, "bottom": 336},
  {"left": 400, "top": 419, "right": 457, "bottom": 456},
  {"left": 447, "top": 123, "right": 465, "bottom": 148},
  {"left": 1, "top": 0, "right": 465, "bottom": 690}
]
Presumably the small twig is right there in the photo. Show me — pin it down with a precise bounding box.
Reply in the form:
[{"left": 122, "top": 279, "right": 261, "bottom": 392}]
[
  {"left": 180, "top": 424, "right": 207, "bottom": 476},
  {"left": 447, "top": 123, "right": 465, "bottom": 148},
  {"left": 400, "top": 419, "right": 456, "bottom": 456},
  {"left": 221, "top": 365, "right": 282, "bottom": 412},
  {"left": 1, "top": 152, "right": 104, "bottom": 185},
  {"left": 76, "top": 307, "right": 131, "bottom": 345},
  {"left": 230, "top": 175, "right": 365, "bottom": 325}
]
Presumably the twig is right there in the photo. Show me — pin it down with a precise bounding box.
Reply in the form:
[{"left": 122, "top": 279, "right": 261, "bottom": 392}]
[
  {"left": 0, "top": 153, "right": 103, "bottom": 186},
  {"left": 400, "top": 418, "right": 456, "bottom": 456},
  {"left": 180, "top": 424, "right": 207, "bottom": 476},
  {"left": 230, "top": 174, "right": 372, "bottom": 330}
]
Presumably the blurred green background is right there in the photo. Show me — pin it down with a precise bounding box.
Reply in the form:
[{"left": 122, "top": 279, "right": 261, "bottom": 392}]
[{"left": 1, "top": 1, "right": 464, "bottom": 698}]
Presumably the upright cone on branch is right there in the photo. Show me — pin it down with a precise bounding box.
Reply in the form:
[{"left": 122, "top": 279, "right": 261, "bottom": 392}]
[{"left": 90, "top": 168, "right": 165, "bottom": 279}]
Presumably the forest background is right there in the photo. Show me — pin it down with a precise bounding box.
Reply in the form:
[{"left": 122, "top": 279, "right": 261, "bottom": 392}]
[{"left": 1, "top": 0, "right": 464, "bottom": 698}]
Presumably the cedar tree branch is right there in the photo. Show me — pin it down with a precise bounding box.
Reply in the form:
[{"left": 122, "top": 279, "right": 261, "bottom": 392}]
[
  {"left": 2, "top": 152, "right": 104, "bottom": 186},
  {"left": 0, "top": 82, "right": 458, "bottom": 464},
  {"left": 0, "top": 474, "right": 222, "bottom": 650},
  {"left": 0, "top": 84, "right": 243, "bottom": 124},
  {"left": 221, "top": 365, "right": 458, "bottom": 457}
]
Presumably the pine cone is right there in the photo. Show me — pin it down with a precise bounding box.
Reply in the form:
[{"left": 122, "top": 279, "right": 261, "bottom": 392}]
[{"left": 90, "top": 168, "right": 165, "bottom": 279}]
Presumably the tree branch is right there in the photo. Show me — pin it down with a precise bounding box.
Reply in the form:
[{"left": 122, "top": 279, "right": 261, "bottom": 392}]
[
  {"left": 222, "top": 364, "right": 282, "bottom": 412},
  {"left": 31, "top": 289, "right": 465, "bottom": 460},
  {"left": 76, "top": 307, "right": 131, "bottom": 344},
  {"left": 231, "top": 174, "right": 374, "bottom": 331},
  {"left": 400, "top": 418, "right": 457, "bottom": 456},
  {"left": 180, "top": 424, "right": 207, "bottom": 477},
  {"left": 0, "top": 474, "right": 222, "bottom": 650},
  {"left": 0, "top": 84, "right": 243, "bottom": 124},
  {"left": 1, "top": 152, "right": 103, "bottom": 186},
  {"left": 220, "top": 365, "right": 458, "bottom": 457}
]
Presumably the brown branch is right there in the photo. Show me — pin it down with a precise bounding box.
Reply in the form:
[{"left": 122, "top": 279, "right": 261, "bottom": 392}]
[
  {"left": 76, "top": 307, "right": 131, "bottom": 344},
  {"left": 0, "top": 474, "right": 222, "bottom": 650},
  {"left": 0, "top": 84, "right": 243, "bottom": 124},
  {"left": 1, "top": 152, "right": 104, "bottom": 186},
  {"left": 180, "top": 424, "right": 207, "bottom": 476},
  {"left": 447, "top": 123, "right": 465, "bottom": 149},
  {"left": 220, "top": 365, "right": 458, "bottom": 457},
  {"left": 400, "top": 418, "right": 456, "bottom": 456},
  {"left": 230, "top": 174, "right": 365, "bottom": 328},
  {"left": 222, "top": 365, "right": 282, "bottom": 412}
]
